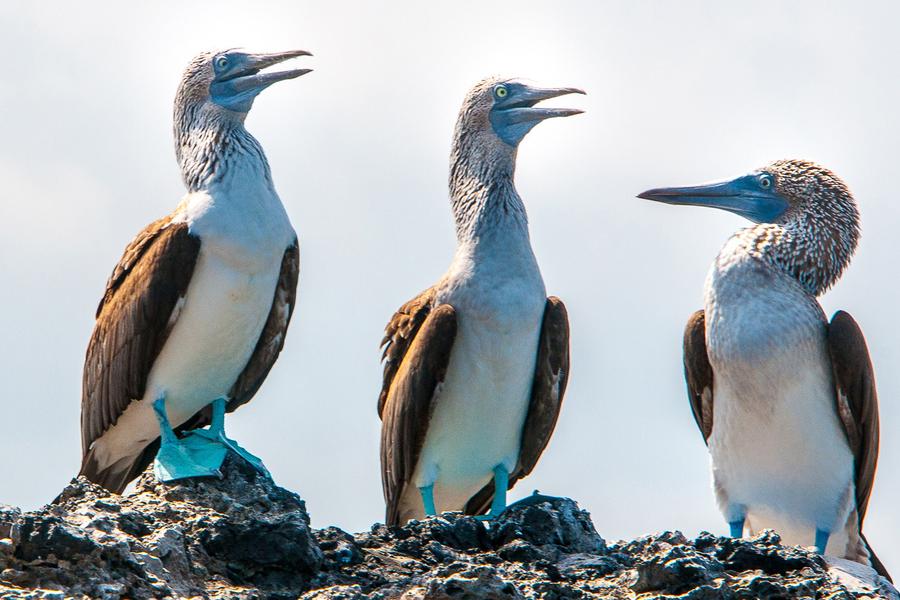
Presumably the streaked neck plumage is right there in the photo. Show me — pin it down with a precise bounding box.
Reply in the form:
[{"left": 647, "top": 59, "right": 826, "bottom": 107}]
[
  {"left": 171, "top": 98, "right": 294, "bottom": 257},
  {"left": 448, "top": 127, "right": 528, "bottom": 247},
  {"left": 729, "top": 206, "right": 858, "bottom": 298},
  {"left": 174, "top": 104, "right": 273, "bottom": 195}
]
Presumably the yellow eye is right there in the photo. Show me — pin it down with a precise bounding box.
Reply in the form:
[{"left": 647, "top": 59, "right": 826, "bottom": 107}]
[{"left": 495, "top": 86, "right": 508, "bottom": 98}]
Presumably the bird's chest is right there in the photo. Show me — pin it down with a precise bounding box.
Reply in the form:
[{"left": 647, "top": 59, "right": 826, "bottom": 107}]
[
  {"left": 191, "top": 247, "right": 284, "bottom": 323},
  {"left": 705, "top": 257, "right": 828, "bottom": 402},
  {"left": 440, "top": 236, "right": 546, "bottom": 329},
  {"left": 446, "top": 278, "right": 544, "bottom": 335},
  {"left": 703, "top": 258, "right": 853, "bottom": 512},
  {"left": 189, "top": 183, "right": 294, "bottom": 261},
  {"left": 438, "top": 249, "right": 547, "bottom": 364},
  {"left": 448, "top": 295, "right": 545, "bottom": 396},
  {"left": 181, "top": 186, "right": 293, "bottom": 327},
  {"left": 416, "top": 257, "right": 546, "bottom": 483}
]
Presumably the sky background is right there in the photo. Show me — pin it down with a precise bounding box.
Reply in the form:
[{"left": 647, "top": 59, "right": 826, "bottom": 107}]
[{"left": 1, "top": 0, "right": 898, "bottom": 573}]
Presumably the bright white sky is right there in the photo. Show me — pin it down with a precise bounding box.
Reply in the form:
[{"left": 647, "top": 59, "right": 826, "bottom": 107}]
[{"left": 1, "top": 0, "right": 897, "bottom": 573}]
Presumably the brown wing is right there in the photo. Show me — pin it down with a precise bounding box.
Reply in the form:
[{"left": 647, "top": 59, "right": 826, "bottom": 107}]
[
  {"left": 378, "top": 287, "right": 438, "bottom": 417},
  {"left": 225, "top": 241, "right": 300, "bottom": 413},
  {"left": 826, "top": 311, "right": 890, "bottom": 581},
  {"left": 80, "top": 218, "right": 201, "bottom": 489},
  {"left": 379, "top": 290, "right": 457, "bottom": 526},
  {"left": 464, "top": 296, "right": 570, "bottom": 515},
  {"left": 683, "top": 309, "right": 714, "bottom": 443}
]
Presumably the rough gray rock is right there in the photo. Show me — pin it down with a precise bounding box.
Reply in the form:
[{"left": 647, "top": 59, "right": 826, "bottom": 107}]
[
  {"left": 0, "top": 459, "right": 895, "bottom": 599},
  {"left": 1, "top": 457, "right": 321, "bottom": 599}
]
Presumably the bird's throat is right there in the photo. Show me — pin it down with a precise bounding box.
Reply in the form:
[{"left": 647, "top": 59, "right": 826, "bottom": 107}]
[{"left": 176, "top": 120, "right": 270, "bottom": 194}]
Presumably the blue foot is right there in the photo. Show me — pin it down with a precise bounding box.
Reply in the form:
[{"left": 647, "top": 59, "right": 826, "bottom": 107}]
[
  {"left": 188, "top": 398, "right": 271, "bottom": 479},
  {"left": 419, "top": 484, "right": 437, "bottom": 517},
  {"left": 152, "top": 397, "right": 226, "bottom": 482},
  {"left": 729, "top": 519, "right": 745, "bottom": 539},
  {"left": 475, "top": 465, "right": 509, "bottom": 521},
  {"left": 815, "top": 529, "right": 830, "bottom": 554}
]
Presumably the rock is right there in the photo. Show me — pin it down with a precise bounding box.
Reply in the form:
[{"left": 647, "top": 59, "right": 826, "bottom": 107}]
[
  {"left": 490, "top": 494, "right": 606, "bottom": 560},
  {"left": 0, "top": 459, "right": 896, "bottom": 599},
  {"left": 0, "top": 504, "right": 21, "bottom": 541},
  {"left": 0, "top": 456, "right": 321, "bottom": 599},
  {"left": 404, "top": 566, "right": 524, "bottom": 599},
  {"left": 827, "top": 556, "right": 900, "bottom": 600}
]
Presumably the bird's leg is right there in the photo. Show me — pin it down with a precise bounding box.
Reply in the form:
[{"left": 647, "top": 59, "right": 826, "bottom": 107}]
[
  {"left": 814, "top": 529, "right": 830, "bottom": 554},
  {"left": 152, "top": 395, "right": 223, "bottom": 482},
  {"left": 419, "top": 485, "right": 437, "bottom": 517},
  {"left": 475, "top": 465, "right": 509, "bottom": 521},
  {"left": 187, "top": 398, "right": 270, "bottom": 478},
  {"left": 489, "top": 465, "right": 509, "bottom": 517},
  {"left": 153, "top": 397, "right": 178, "bottom": 445},
  {"left": 209, "top": 396, "right": 226, "bottom": 433},
  {"left": 726, "top": 503, "right": 746, "bottom": 538}
]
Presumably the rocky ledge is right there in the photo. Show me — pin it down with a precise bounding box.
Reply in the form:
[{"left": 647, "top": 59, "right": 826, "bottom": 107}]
[{"left": 0, "top": 457, "right": 895, "bottom": 599}]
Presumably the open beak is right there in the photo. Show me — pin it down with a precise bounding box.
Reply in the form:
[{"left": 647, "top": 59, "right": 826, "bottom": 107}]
[
  {"left": 637, "top": 174, "right": 789, "bottom": 223},
  {"left": 225, "top": 50, "right": 313, "bottom": 92},
  {"left": 498, "top": 84, "right": 586, "bottom": 124}
]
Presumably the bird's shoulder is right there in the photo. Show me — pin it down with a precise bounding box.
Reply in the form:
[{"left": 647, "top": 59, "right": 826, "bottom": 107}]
[
  {"left": 173, "top": 188, "right": 295, "bottom": 259},
  {"left": 96, "top": 215, "right": 198, "bottom": 318},
  {"left": 378, "top": 286, "right": 449, "bottom": 416}
]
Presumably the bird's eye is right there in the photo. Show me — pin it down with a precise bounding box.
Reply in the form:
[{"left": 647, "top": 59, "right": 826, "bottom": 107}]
[
  {"left": 759, "top": 174, "right": 773, "bottom": 189},
  {"left": 215, "top": 56, "right": 229, "bottom": 70},
  {"left": 495, "top": 86, "right": 508, "bottom": 98}
]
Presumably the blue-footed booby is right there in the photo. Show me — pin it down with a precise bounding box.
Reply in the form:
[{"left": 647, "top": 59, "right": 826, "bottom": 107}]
[
  {"left": 639, "top": 160, "right": 891, "bottom": 580},
  {"left": 79, "top": 49, "right": 310, "bottom": 493},
  {"left": 378, "top": 77, "right": 583, "bottom": 526}
]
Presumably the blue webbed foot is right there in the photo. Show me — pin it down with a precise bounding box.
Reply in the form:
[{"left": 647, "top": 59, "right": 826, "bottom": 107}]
[
  {"left": 152, "top": 397, "right": 226, "bottom": 482},
  {"left": 154, "top": 434, "right": 227, "bottom": 481},
  {"left": 188, "top": 429, "right": 270, "bottom": 478},
  {"left": 187, "top": 398, "right": 271, "bottom": 479}
]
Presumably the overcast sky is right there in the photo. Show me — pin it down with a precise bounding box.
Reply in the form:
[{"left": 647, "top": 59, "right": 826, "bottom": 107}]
[{"left": 1, "top": 0, "right": 897, "bottom": 573}]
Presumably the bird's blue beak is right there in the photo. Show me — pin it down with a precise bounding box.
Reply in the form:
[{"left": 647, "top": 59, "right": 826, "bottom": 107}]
[
  {"left": 490, "top": 83, "right": 585, "bottom": 146},
  {"left": 210, "top": 50, "right": 312, "bottom": 113},
  {"left": 637, "top": 173, "right": 790, "bottom": 223}
]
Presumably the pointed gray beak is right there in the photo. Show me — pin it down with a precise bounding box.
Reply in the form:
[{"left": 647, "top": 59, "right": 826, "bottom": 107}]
[
  {"left": 638, "top": 174, "right": 790, "bottom": 223},
  {"left": 227, "top": 50, "right": 313, "bottom": 92},
  {"left": 499, "top": 85, "right": 586, "bottom": 124}
]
